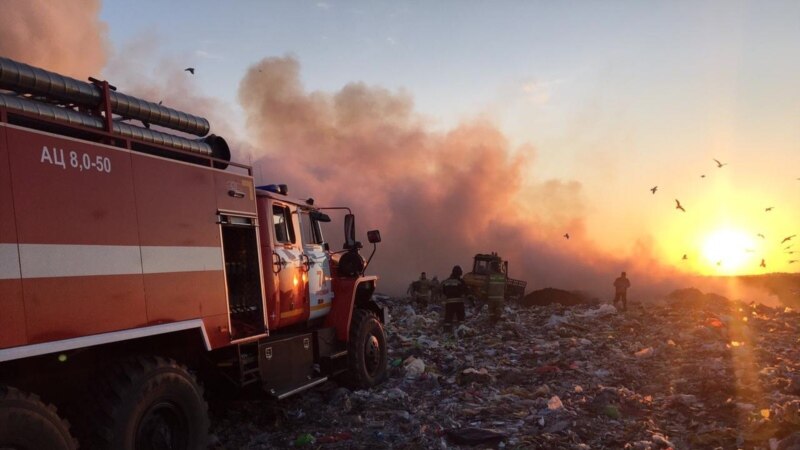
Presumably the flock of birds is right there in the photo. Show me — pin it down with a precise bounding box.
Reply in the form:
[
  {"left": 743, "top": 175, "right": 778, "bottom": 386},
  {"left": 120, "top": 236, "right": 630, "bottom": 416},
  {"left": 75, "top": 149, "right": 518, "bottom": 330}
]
[
  {"left": 562, "top": 158, "right": 797, "bottom": 272},
  {"left": 650, "top": 158, "right": 796, "bottom": 271}
]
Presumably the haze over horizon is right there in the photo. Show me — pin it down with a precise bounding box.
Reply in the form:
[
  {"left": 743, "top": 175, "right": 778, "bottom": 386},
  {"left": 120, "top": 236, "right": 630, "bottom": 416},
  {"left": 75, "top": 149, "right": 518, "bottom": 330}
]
[{"left": 1, "top": 0, "right": 798, "bottom": 298}]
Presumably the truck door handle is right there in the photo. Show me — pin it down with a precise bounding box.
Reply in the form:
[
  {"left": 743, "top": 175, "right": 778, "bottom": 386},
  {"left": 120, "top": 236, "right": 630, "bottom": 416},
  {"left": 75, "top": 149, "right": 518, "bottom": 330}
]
[
  {"left": 272, "top": 252, "right": 286, "bottom": 274},
  {"left": 300, "top": 254, "right": 314, "bottom": 272}
]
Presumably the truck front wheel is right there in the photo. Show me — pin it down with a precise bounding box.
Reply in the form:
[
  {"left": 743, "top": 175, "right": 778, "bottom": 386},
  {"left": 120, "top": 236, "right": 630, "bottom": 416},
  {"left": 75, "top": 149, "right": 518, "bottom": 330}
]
[
  {"left": 85, "top": 356, "right": 209, "bottom": 450},
  {"left": 347, "top": 309, "right": 388, "bottom": 389},
  {"left": 0, "top": 385, "right": 77, "bottom": 450}
]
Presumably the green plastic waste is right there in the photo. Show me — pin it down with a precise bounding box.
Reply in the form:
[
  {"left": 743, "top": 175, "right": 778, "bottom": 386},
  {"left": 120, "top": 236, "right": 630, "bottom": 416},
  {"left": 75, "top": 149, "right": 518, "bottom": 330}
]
[
  {"left": 603, "top": 404, "right": 621, "bottom": 419},
  {"left": 294, "top": 433, "right": 316, "bottom": 447}
]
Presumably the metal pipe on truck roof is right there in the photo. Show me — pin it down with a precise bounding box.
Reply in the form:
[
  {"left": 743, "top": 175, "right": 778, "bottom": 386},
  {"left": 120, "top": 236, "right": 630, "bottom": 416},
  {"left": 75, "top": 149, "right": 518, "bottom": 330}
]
[
  {"left": 0, "top": 56, "right": 210, "bottom": 137},
  {"left": 0, "top": 94, "right": 220, "bottom": 156}
]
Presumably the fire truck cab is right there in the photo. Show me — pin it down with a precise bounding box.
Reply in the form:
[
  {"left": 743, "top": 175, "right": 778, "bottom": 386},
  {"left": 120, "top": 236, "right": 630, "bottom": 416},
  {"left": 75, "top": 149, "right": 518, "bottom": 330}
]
[{"left": 0, "top": 56, "right": 388, "bottom": 450}]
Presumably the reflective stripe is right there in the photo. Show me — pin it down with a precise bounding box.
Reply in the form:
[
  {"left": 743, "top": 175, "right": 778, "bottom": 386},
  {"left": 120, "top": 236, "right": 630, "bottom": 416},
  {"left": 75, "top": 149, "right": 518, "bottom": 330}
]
[
  {"left": 8, "top": 244, "right": 222, "bottom": 279},
  {"left": 19, "top": 244, "right": 141, "bottom": 278},
  {"left": 487, "top": 274, "right": 505, "bottom": 300},
  {"left": 0, "top": 244, "right": 21, "bottom": 280},
  {"left": 141, "top": 246, "right": 223, "bottom": 273},
  {"left": 0, "top": 319, "right": 210, "bottom": 363}
]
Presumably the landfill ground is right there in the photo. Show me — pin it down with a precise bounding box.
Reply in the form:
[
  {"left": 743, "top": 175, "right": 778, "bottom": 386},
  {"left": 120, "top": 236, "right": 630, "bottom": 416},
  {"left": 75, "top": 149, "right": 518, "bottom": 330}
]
[{"left": 209, "top": 292, "right": 800, "bottom": 449}]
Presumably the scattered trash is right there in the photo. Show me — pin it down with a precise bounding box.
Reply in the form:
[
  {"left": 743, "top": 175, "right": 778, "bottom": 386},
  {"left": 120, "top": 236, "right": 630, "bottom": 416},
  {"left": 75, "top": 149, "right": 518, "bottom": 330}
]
[
  {"left": 603, "top": 404, "right": 621, "bottom": 419},
  {"left": 403, "top": 356, "right": 426, "bottom": 377},
  {"left": 579, "top": 303, "right": 617, "bottom": 318},
  {"left": 293, "top": 433, "right": 315, "bottom": 447},
  {"left": 547, "top": 395, "right": 564, "bottom": 410},
  {"left": 209, "top": 290, "right": 800, "bottom": 449}
]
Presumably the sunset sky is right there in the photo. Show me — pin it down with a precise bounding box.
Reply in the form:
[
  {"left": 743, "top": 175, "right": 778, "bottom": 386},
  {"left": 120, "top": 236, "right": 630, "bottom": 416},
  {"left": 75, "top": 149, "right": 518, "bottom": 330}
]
[{"left": 3, "top": 1, "right": 799, "bottom": 293}]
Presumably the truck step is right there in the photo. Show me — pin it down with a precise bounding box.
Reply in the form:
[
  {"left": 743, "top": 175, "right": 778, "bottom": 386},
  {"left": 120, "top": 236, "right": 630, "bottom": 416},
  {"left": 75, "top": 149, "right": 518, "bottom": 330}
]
[
  {"left": 268, "top": 376, "right": 328, "bottom": 400},
  {"left": 241, "top": 368, "right": 261, "bottom": 386},
  {"left": 325, "top": 350, "right": 348, "bottom": 360}
]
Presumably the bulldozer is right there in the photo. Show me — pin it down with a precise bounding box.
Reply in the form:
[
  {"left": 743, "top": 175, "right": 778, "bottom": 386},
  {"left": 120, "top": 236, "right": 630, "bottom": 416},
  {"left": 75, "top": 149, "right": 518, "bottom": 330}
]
[{"left": 462, "top": 252, "right": 527, "bottom": 302}]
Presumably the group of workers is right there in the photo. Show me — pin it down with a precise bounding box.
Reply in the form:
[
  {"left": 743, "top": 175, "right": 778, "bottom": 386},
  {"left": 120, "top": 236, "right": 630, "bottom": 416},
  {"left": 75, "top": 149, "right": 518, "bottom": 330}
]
[
  {"left": 409, "top": 267, "right": 633, "bottom": 332},
  {"left": 409, "top": 262, "right": 507, "bottom": 331}
]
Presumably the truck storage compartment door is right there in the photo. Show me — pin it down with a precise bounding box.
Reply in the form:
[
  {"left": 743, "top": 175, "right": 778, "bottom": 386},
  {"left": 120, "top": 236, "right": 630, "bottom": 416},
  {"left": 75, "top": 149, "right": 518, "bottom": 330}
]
[
  {"left": 0, "top": 125, "right": 26, "bottom": 348},
  {"left": 259, "top": 333, "right": 316, "bottom": 397},
  {"left": 220, "top": 214, "right": 266, "bottom": 341}
]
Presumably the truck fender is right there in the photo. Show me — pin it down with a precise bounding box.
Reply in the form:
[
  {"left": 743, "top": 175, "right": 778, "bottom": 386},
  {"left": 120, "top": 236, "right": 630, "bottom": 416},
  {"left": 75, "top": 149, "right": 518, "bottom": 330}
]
[{"left": 324, "top": 276, "right": 377, "bottom": 342}]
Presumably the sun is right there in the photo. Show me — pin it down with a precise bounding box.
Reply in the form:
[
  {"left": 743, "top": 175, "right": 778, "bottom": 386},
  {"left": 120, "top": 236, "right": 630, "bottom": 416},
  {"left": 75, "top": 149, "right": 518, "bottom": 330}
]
[{"left": 701, "top": 229, "right": 755, "bottom": 273}]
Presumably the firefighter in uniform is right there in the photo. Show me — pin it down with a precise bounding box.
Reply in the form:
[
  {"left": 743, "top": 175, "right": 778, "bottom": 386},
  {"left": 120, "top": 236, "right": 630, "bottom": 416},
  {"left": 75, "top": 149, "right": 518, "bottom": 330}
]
[
  {"left": 431, "top": 275, "right": 442, "bottom": 303},
  {"left": 441, "top": 266, "right": 468, "bottom": 331},
  {"left": 486, "top": 261, "right": 506, "bottom": 323},
  {"left": 413, "top": 272, "right": 432, "bottom": 308}
]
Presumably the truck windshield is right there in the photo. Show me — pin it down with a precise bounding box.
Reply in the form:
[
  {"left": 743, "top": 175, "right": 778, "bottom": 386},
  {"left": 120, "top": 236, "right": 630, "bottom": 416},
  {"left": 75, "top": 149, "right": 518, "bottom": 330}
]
[
  {"left": 474, "top": 260, "right": 490, "bottom": 274},
  {"left": 300, "top": 212, "right": 324, "bottom": 245}
]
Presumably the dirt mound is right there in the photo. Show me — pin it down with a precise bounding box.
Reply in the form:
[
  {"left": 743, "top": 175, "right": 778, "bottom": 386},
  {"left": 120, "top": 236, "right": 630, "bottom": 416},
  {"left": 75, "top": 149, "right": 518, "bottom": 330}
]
[
  {"left": 520, "top": 287, "right": 593, "bottom": 307},
  {"left": 666, "top": 287, "right": 731, "bottom": 309}
]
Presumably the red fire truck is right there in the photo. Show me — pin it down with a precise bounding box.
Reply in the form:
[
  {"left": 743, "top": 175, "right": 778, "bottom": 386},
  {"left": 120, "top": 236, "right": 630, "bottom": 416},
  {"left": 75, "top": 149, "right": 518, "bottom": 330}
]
[{"left": 0, "top": 56, "right": 387, "bottom": 449}]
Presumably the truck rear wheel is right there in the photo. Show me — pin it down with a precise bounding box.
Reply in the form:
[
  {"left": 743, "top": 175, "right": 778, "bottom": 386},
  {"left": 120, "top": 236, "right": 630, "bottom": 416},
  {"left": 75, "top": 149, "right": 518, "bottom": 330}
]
[
  {"left": 0, "top": 385, "right": 77, "bottom": 450},
  {"left": 347, "top": 309, "right": 388, "bottom": 389},
  {"left": 84, "top": 356, "right": 209, "bottom": 450}
]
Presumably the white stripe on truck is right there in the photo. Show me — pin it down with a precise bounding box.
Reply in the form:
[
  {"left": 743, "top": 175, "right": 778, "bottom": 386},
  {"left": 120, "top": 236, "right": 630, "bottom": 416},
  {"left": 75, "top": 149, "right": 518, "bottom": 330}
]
[
  {"left": 0, "top": 319, "right": 211, "bottom": 362},
  {"left": 0, "top": 244, "right": 21, "bottom": 280},
  {"left": 0, "top": 244, "right": 223, "bottom": 280},
  {"left": 141, "top": 246, "right": 223, "bottom": 273}
]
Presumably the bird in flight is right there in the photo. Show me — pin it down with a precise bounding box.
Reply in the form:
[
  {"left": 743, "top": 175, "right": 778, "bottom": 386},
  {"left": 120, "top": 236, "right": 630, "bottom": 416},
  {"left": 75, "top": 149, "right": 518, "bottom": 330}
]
[
  {"left": 765, "top": 207, "right": 774, "bottom": 212},
  {"left": 790, "top": 260, "right": 798, "bottom": 264},
  {"left": 713, "top": 158, "right": 727, "bottom": 168},
  {"left": 682, "top": 254, "right": 688, "bottom": 260},
  {"left": 760, "top": 259, "right": 766, "bottom": 268},
  {"left": 700, "top": 174, "right": 706, "bottom": 178},
  {"left": 782, "top": 235, "right": 796, "bottom": 244},
  {"left": 650, "top": 186, "right": 658, "bottom": 194},
  {"left": 785, "top": 245, "right": 794, "bottom": 250},
  {"left": 675, "top": 199, "right": 685, "bottom": 212},
  {"left": 184, "top": 67, "right": 195, "bottom": 74},
  {"left": 787, "top": 251, "right": 795, "bottom": 255},
  {"left": 563, "top": 233, "right": 570, "bottom": 240},
  {"left": 757, "top": 233, "right": 765, "bottom": 239}
]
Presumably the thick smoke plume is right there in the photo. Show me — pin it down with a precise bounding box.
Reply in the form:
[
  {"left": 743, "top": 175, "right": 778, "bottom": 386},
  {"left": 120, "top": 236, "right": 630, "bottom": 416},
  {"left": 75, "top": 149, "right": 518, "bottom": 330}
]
[
  {"left": 0, "top": 0, "right": 108, "bottom": 78},
  {"left": 239, "top": 56, "right": 672, "bottom": 296}
]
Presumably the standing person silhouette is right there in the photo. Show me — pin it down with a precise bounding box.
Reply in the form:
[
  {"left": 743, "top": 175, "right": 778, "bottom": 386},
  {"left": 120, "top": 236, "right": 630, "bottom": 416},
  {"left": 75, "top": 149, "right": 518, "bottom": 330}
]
[{"left": 613, "top": 271, "right": 631, "bottom": 311}]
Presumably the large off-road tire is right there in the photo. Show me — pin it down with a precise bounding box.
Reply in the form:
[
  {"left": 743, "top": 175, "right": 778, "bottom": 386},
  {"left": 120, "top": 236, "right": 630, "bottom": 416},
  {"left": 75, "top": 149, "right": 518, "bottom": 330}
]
[
  {"left": 346, "top": 309, "right": 388, "bottom": 389},
  {"left": 0, "top": 385, "right": 78, "bottom": 450},
  {"left": 83, "top": 356, "right": 209, "bottom": 450}
]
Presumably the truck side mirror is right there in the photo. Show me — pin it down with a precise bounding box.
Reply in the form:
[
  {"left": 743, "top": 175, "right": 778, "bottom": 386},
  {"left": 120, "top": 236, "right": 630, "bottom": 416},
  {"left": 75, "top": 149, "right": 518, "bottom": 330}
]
[
  {"left": 344, "top": 214, "right": 357, "bottom": 249},
  {"left": 367, "top": 230, "right": 381, "bottom": 243}
]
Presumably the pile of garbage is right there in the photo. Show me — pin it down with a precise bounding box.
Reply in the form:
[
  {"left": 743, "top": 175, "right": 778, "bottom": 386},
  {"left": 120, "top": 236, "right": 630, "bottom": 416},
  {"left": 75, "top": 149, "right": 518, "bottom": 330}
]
[{"left": 210, "top": 291, "right": 800, "bottom": 449}]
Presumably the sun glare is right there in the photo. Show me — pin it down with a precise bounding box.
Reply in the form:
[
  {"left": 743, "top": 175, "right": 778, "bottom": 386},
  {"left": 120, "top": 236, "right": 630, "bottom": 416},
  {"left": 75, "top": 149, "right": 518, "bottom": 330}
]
[{"left": 701, "top": 229, "right": 755, "bottom": 273}]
